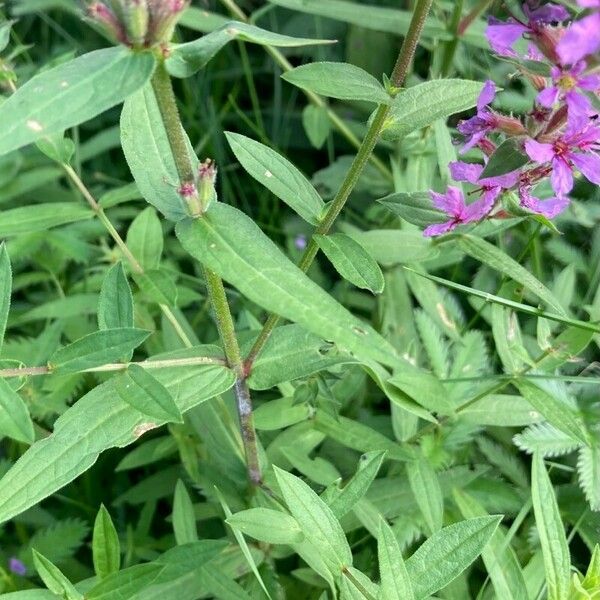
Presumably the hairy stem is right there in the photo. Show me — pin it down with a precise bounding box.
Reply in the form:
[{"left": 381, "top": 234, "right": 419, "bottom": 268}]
[
  {"left": 218, "top": 0, "right": 392, "bottom": 179},
  {"left": 151, "top": 62, "right": 262, "bottom": 485},
  {"left": 245, "top": 0, "right": 434, "bottom": 368}
]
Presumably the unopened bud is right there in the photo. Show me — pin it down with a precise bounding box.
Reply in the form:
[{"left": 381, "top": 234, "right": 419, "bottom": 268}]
[
  {"left": 147, "top": 0, "right": 187, "bottom": 45},
  {"left": 87, "top": 2, "right": 127, "bottom": 44},
  {"left": 124, "top": 0, "right": 149, "bottom": 47},
  {"left": 495, "top": 114, "right": 527, "bottom": 136},
  {"left": 198, "top": 159, "right": 217, "bottom": 212},
  {"left": 531, "top": 26, "right": 562, "bottom": 65}
]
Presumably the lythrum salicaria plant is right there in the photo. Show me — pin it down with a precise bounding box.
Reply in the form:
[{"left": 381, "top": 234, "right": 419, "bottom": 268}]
[{"left": 0, "top": 0, "right": 599, "bottom": 597}]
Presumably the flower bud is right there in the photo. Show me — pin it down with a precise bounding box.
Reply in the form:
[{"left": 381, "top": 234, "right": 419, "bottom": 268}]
[
  {"left": 495, "top": 113, "right": 527, "bottom": 136},
  {"left": 198, "top": 158, "right": 217, "bottom": 213},
  {"left": 87, "top": 2, "right": 127, "bottom": 44},
  {"left": 124, "top": 0, "right": 149, "bottom": 47}
]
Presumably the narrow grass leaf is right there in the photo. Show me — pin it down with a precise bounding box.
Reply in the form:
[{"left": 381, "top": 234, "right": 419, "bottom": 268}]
[{"left": 531, "top": 454, "right": 571, "bottom": 600}]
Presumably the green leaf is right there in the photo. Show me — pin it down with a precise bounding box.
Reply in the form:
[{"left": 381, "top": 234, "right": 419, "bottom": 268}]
[
  {"left": 458, "top": 234, "right": 566, "bottom": 315},
  {"left": 98, "top": 262, "right": 134, "bottom": 330},
  {"left": 378, "top": 191, "right": 446, "bottom": 228},
  {"left": 167, "top": 21, "right": 333, "bottom": 78},
  {"left": 274, "top": 466, "right": 353, "bottom": 574},
  {"left": 92, "top": 504, "right": 121, "bottom": 580},
  {"left": 225, "top": 132, "right": 325, "bottom": 225},
  {"left": 578, "top": 445, "right": 600, "bottom": 511},
  {"left": 328, "top": 451, "right": 386, "bottom": 518},
  {"left": 253, "top": 396, "right": 310, "bottom": 430},
  {"left": 302, "top": 104, "right": 330, "bottom": 149},
  {"left": 480, "top": 138, "right": 529, "bottom": 179},
  {"left": 381, "top": 79, "right": 484, "bottom": 140},
  {"left": 314, "top": 233, "right": 384, "bottom": 294},
  {"left": 514, "top": 379, "right": 589, "bottom": 446},
  {"left": 0, "top": 47, "right": 155, "bottom": 156},
  {"left": 121, "top": 82, "right": 198, "bottom": 222},
  {"left": 36, "top": 132, "right": 75, "bottom": 164},
  {"left": 86, "top": 563, "right": 163, "bottom": 600},
  {"left": 134, "top": 269, "right": 178, "bottom": 306},
  {"left": 406, "top": 516, "right": 501, "bottom": 598},
  {"left": 0, "top": 202, "right": 93, "bottom": 237},
  {"left": 175, "top": 204, "right": 399, "bottom": 368},
  {"left": 0, "top": 360, "right": 235, "bottom": 524},
  {"left": 378, "top": 519, "right": 415, "bottom": 600},
  {"left": 226, "top": 508, "right": 304, "bottom": 545},
  {"left": 454, "top": 489, "right": 529, "bottom": 600},
  {"left": 49, "top": 328, "right": 151, "bottom": 374},
  {"left": 116, "top": 364, "right": 182, "bottom": 423},
  {"left": 173, "top": 480, "right": 198, "bottom": 545},
  {"left": 0, "top": 243, "right": 11, "bottom": 353},
  {"left": 0, "top": 378, "right": 35, "bottom": 444},
  {"left": 0, "top": 20, "right": 14, "bottom": 52},
  {"left": 126, "top": 206, "right": 163, "bottom": 270},
  {"left": 282, "top": 61, "right": 390, "bottom": 104},
  {"left": 345, "top": 230, "right": 438, "bottom": 265},
  {"left": 407, "top": 458, "right": 443, "bottom": 534},
  {"left": 33, "top": 550, "right": 82, "bottom": 600},
  {"left": 531, "top": 454, "right": 571, "bottom": 600}
]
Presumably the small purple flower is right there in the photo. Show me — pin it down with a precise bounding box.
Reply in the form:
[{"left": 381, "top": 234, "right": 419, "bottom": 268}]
[
  {"left": 294, "top": 234, "right": 307, "bottom": 250},
  {"left": 9, "top": 557, "right": 26, "bottom": 576},
  {"left": 486, "top": 2, "right": 568, "bottom": 57},
  {"left": 519, "top": 187, "right": 570, "bottom": 218},
  {"left": 457, "top": 81, "right": 498, "bottom": 152},
  {"left": 424, "top": 186, "right": 494, "bottom": 237},
  {"left": 450, "top": 161, "right": 519, "bottom": 206},
  {"left": 558, "top": 11, "right": 600, "bottom": 65},
  {"left": 537, "top": 61, "right": 600, "bottom": 119},
  {"left": 525, "top": 117, "right": 600, "bottom": 195}
]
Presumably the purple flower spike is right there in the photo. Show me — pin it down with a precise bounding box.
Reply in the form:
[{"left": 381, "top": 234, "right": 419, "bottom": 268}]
[
  {"left": 525, "top": 118, "right": 600, "bottom": 195},
  {"left": 9, "top": 557, "right": 26, "bottom": 576},
  {"left": 457, "top": 81, "right": 498, "bottom": 152},
  {"left": 558, "top": 12, "right": 600, "bottom": 64},
  {"left": 519, "top": 187, "right": 570, "bottom": 218},
  {"left": 424, "top": 186, "right": 494, "bottom": 237},
  {"left": 537, "top": 62, "right": 600, "bottom": 120}
]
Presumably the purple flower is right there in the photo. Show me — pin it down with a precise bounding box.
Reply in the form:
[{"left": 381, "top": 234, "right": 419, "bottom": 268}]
[
  {"left": 486, "top": 2, "right": 568, "bottom": 57},
  {"left": 519, "top": 186, "right": 570, "bottom": 218},
  {"left": 294, "top": 234, "right": 307, "bottom": 250},
  {"left": 525, "top": 117, "right": 600, "bottom": 195},
  {"left": 450, "top": 161, "right": 519, "bottom": 206},
  {"left": 457, "top": 80, "right": 498, "bottom": 152},
  {"left": 558, "top": 12, "right": 600, "bottom": 64},
  {"left": 9, "top": 557, "right": 26, "bottom": 576},
  {"left": 537, "top": 62, "right": 600, "bottom": 119},
  {"left": 424, "top": 186, "right": 494, "bottom": 237}
]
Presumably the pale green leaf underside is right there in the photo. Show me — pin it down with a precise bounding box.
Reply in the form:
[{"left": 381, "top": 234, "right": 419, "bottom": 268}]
[
  {"left": 175, "top": 204, "right": 399, "bottom": 368},
  {"left": 0, "top": 359, "right": 235, "bottom": 524},
  {"left": 0, "top": 47, "right": 155, "bottom": 156},
  {"left": 167, "top": 21, "right": 333, "bottom": 78}
]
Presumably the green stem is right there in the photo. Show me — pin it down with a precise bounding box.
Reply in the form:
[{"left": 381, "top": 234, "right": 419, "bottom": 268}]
[
  {"left": 217, "top": 0, "right": 392, "bottom": 179},
  {"left": 245, "top": 0, "right": 434, "bottom": 368},
  {"left": 151, "top": 62, "right": 262, "bottom": 485}
]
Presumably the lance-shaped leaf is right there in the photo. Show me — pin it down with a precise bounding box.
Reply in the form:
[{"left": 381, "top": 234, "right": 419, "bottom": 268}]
[
  {"left": 378, "top": 519, "right": 414, "bottom": 600},
  {"left": 115, "top": 364, "right": 182, "bottom": 423},
  {"left": 86, "top": 563, "right": 163, "bottom": 600},
  {"left": 480, "top": 138, "right": 530, "bottom": 179},
  {"left": 49, "top": 328, "right": 151, "bottom": 374},
  {"left": 93, "top": 505, "right": 121, "bottom": 580},
  {"left": 167, "top": 21, "right": 333, "bottom": 78},
  {"left": 532, "top": 454, "right": 571, "bottom": 600},
  {"left": 407, "top": 458, "right": 443, "bottom": 534},
  {"left": 175, "top": 204, "right": 400, "bottom": 368},
  {"left": 282, "top": 61, "right": 390, "bottom": 104},
  {"left": 377, "top": 191, "right": 446, "bottom": 228},
  {"left": 121, "top": 83, "right": 198, "bottom": 222},
  {"left": 226, "top": 132, "right": 325, "bottom": 225},
  {"left": 98, "top": 262, "right": 134, "bottom": 330},
  {"left": 0, "top": 243, "right": 11, "bottom": 353},
  {"left": 0, "top": 358, "right": 235, "bottom": 525},
  {"left": 0, "top": 47, "right": 155, "bottom": 156},
  {"left": 33, "top": 550, "right": 82, "bottom": 600},
  {"left": 381, "top": 79, "right": 484, "bottom": 141},
  {"left": 406, "top": 516, "right": 501, "bottom": 598},
  {"left": 226, "top": 508, "right": 304, "bottom": 545},
  {"left": 173, "top": 480, "right": 199, "bottom": 545},
  {"left": 0, "top": 203, "right": 93, "bottom": 238},
  {"left": 314, "top": 233, "right": 384, "bottom": 294},
  {"left": 0, "top": 378, "right": 35, "bottom": 445},
  {"left": 274, "top": 466, "right": 352, "bottom": 574}
]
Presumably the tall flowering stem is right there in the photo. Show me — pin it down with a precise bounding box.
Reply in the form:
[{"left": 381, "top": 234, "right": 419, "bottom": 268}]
[
  {"left": 245, "top": 0, "right": 435, "bottom": 369},
  {"left": 151, "top": 63, "right": 262, "bottom": 486}
]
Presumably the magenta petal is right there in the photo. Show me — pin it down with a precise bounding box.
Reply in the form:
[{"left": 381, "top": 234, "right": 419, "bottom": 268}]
[
  {"left": 521, "top": 193, "right": 570, "bottom": 218},
  {"left": 537, "top": 86, "right": 560, "bottom": 108},
  {"left": 481, "top": 170, "right": 520, "bottom": 188},
  {"left": 551, "top": 157, "right": 574, "bottom": 195},
  {"left": 578, "top": 0, "right": 600, "bottom": 8},
  {"left": 579, "top": 73, "right": 600, "bottom": 91},
  {"left": 525, "top": 139, "right": 554, "bottom": 163},
  {"left": 478, "top": 80, "right": 496, "bottom": 111},
  {"left": 570, "top": 152, "right": 600, "bottom": 185},
  {"left": 462, "top": 193, "right": 495, "bottom": 222},
  {"left": 430, "top": 186, "right": 464, "bottom": 215},
  {"left": 450, "top": 161, "right": 482, "bottom": 184},
  {"left": 558, "top": 14, "right": 600, "bottom": 64},
  {"left": 423, "top": 220, "right": 457, "bottom": 237},
  {"left": 486, "top": 21, "right": 527, "bottom": 56}
]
